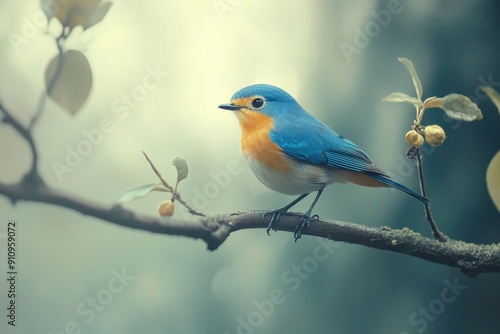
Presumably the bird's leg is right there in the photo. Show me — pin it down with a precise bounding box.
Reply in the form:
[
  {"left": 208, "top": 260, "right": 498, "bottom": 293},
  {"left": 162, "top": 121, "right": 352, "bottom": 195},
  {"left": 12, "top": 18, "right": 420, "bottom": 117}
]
[
  {"left": 264, "top": 193, "right": 310, "bottom": 235},
  {"left": 294, "top": 189, "right": 324, "bottom": 242}
]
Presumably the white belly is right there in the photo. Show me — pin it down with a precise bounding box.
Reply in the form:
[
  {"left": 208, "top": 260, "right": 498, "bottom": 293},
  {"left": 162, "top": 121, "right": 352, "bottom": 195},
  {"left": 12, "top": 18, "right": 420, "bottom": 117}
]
[{"left": 246, "top": 156, "right": 341, "bottom": 195}]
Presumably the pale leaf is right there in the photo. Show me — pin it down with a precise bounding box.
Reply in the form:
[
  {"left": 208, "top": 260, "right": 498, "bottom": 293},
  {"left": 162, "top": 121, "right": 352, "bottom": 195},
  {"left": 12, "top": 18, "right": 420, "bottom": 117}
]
[
  {"left": 383, "top": 92, "right": 421, "bottom": 106},
  {"left": 398, "top": 57, "right": 423, "bottom": 101},
  {"left": 481, "top": 86, "right": 500, "bottom": 114},
  {"left": 55, "top": 0, "right": 100, "bottom": 29},
  {"left": 172, "top": 156, "right": 188, "bottom": 183},
  {"left": 440, "top": 94, "right": 483, "bottom": 121},
  {"left": 116, "top": 183, "right": 169, "bottom": 203},
  {"left": 84, "top": 2, "right": 113, "bottom": 29},
  {"left": 45, "top": 50, "right": 93, "bottom": 115},
  {"left": 486, "top": 151, "right": 500, "bottom": 212},
  {"left": 422, "top": 96, "right": 443, "bottom": 109}
]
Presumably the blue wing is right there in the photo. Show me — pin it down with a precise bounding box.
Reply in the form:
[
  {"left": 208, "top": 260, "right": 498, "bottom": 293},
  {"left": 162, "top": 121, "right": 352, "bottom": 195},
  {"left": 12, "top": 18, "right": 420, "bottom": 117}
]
[
  {"left": 270, "top": 112, "right": 387, "bottom": 175},
  {"left": 267, "top": 105, "right": 429, "bottom": 204}
]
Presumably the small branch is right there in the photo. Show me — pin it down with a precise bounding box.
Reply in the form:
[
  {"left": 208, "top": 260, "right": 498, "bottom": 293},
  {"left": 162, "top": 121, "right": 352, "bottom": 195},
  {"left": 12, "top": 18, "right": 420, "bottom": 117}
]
[
  {"left": 410, "top": 103, "right": 445, "bottom": 242},
  {"left": 0, "top": 180, "right": 218, "bottom": 247},
  {"left": 415, "top": 148, "right": 445, "bottom": 241},
  {"left": 0, "top": 180, "right": 498, "bottom": 277},
  {"left": 1, "top": 31, "right": 68, "bottom": 183},
  {"left": 142, "top": 151, "right": 205, "bottom": 216},
  {"left": 0, "top": 102, "right": 41, "bottom": 184},
  {"left": 29, "top": 29, "right": 67, "bottom": 130}
]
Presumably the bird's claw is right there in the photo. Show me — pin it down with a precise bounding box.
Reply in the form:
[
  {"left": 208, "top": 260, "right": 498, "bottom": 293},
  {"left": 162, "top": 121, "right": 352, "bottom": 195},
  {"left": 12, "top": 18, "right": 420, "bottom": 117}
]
[
  {"left": 263, "top": 209, "right": 287, "bottom": 235},
  {"left": 294, "top": 214, "right": 319, "bottom": 242}
]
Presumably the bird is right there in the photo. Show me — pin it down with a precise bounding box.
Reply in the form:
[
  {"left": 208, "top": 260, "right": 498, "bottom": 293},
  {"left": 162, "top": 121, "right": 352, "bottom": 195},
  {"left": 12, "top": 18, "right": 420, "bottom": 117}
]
[{"left": 218, "top": 84, "right": 429, "bottom": 241}]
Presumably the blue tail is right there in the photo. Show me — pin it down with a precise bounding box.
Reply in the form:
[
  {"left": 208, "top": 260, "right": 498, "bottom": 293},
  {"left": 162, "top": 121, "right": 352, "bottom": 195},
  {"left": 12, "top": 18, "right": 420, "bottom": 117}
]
[{"left": 369, "top": 173, "right": 430, "bottom": 205}]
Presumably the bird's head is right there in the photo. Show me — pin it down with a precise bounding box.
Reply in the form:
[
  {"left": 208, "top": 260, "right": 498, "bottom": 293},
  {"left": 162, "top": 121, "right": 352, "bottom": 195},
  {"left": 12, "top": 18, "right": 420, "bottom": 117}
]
[{"left": 218, "top": 84, "right": 299, "bottom": 130}]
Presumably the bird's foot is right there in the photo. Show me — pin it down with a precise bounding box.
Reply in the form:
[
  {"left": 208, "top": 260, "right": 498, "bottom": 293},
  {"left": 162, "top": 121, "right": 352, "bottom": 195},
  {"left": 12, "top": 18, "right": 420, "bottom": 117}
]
[
  {"left": 294, "top": 214, "right": 319, "bottom": 242},
  {"left": 263, "top": 208, "right": 290, "bottom": 235},
  {"left": 262, "top": 193, "right": 312, "bottom": 237}
]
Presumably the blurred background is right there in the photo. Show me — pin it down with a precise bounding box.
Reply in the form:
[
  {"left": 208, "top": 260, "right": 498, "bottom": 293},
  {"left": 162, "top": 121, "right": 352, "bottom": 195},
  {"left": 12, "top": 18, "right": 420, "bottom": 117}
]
[{"left": 0, "top": 0, "right": 499, "bottom": 333}]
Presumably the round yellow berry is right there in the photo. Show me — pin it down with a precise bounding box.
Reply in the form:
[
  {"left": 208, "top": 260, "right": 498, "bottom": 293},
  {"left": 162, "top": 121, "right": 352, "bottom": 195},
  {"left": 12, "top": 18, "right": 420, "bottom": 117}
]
[
  {"left": 158, "top": 200, "right": 175, "bottom": 217},
  {"left": 405, "top": 130, "right": 424, "bottom": 147},
  {"left": 424, "top": 125, "right": 446, "bottom": 147}
]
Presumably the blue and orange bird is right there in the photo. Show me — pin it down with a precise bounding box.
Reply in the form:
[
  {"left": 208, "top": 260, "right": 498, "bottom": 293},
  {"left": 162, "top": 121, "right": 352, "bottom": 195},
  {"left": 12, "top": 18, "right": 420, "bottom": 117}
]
[{"left": 218, "top": 84, "right": 429, "bottom": 241}]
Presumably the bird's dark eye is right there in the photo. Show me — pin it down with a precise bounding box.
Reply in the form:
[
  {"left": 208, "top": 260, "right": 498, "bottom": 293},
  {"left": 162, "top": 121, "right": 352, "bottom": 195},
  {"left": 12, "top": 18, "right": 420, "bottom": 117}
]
[{"left": 252, "top": 98, "right": 264, "bottom": 109}]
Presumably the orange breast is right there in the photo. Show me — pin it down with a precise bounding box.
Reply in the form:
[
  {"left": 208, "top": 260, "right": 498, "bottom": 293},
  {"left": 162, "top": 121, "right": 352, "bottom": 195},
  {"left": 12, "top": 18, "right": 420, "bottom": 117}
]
[{"left": 237, "top": 109, "right": 293, "bottom": 173}]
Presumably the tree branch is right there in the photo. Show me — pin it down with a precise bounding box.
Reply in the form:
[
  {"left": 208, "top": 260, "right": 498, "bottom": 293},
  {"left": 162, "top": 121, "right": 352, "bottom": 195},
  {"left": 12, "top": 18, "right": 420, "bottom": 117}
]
[
  {"left": 0, "top": 102, "right": 41, "bottom": 183},
  {"left": 1, "top": 91, "right": 498, "bottom": 279},
  {"left": 0, "top": 29, "right": 68, "bottom": 184},
  {"left": 0, "top": 180, "right": 498, "bottom": 277}
]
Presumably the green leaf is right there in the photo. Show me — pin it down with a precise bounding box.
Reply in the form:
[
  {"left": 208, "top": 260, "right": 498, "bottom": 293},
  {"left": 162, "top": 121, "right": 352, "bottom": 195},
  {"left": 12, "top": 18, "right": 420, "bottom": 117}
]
[
  {"left": 440, "top": 94, "right": 483, "bottom": 121},
  {"left": 116, "top": 183, "right": 168, "bottom": 203},
  {"left": 398, "top": 57, "right": 423, "bottom": 101},
  {"left": 172, "top": 156, "right": 188, "bottom": 183},
  {"left": 45, "top": 50, "right": 93, "bottom": 116},
  {"left": 481, "top": 86, "right": 500, "bottom": 114},
  {"left": 486, "top": 151, "right": 500, "bottom": 212},
  {"left": 382, "top": 92, "right": 421, "bottom": 106}
]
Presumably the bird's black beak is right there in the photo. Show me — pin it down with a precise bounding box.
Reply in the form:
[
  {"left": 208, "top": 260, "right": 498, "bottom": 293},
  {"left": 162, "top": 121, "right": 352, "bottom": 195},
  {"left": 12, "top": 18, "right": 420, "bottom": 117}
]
[{"left": 218, "top": 103, "right": 242, "bottom": 111}]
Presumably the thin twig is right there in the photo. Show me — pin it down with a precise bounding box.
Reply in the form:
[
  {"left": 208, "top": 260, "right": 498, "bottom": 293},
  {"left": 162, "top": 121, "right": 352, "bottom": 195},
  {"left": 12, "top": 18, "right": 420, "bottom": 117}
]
[
  {"left": 29, "top": 30, "right": 67, "bottom": 130},
  {"left": 415, "top": 148, "right": 445, "bottom": 241},
  {"left": 142, "top": 151, "right": 175, "bottom": 192},
  {"left": 142, "top": 151, "right": 205, "bottom": 216}
]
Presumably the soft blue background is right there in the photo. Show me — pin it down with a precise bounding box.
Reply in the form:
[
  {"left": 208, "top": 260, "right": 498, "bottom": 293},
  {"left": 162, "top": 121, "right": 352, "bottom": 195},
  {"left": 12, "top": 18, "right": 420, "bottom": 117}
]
[{"left": 0, "top": 1, "right": 499, "bottom": 333}]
